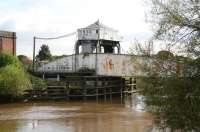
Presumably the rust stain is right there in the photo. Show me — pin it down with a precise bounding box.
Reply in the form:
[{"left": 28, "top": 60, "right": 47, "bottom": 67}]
[
  {"left": 122, "top": 61, "right": 126, "bottom": 74},
  {"left": 109, "top": 59, "right": 114, "bottom": 70},
  {"left": 103, "top": 58, "right": 114, "bottom": 71}
]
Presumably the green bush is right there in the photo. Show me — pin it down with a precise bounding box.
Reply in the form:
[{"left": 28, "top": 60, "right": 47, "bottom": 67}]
[
  {"left": 0, "top": 53, "right": 32, "bottom": 100},
  {"left": 0, "top": 53, "right": 20, "bottom": 68},
  {"left": 138, "top": 57, "right": 200, "bottom": 131},
  {"left": 28, "top": 75, "right": 47, "bottom": 90},
  {"left": 0, "top": 65, "right": 31, "bottom": 97}
]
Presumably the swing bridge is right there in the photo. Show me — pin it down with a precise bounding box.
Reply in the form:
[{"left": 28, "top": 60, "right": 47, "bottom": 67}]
[{"left": 28, "top": 21, "right": 149, "bottom": 101}]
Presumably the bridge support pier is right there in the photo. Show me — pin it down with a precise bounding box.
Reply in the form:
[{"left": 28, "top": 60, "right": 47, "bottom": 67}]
[
  {"left": 24, "top": 73, "right": 137, "bottom": 102},
  {"left": 57, "top": 74, "right": 60, "bottom": 81},
  {"left": 65, "top": 76, "right": 125, "bottom": 102},
  {"left": 42, "top": 73, "right": 45, "bottom": 80}
]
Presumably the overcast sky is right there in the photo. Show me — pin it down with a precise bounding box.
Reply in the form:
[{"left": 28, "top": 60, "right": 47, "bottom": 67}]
[{"left": 0, "top": 0, "right": 154, "bottom": 58}]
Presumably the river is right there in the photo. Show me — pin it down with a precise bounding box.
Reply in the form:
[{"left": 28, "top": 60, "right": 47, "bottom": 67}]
[{"left": 0, "top": 95, "right": 152, "bottom": 132}]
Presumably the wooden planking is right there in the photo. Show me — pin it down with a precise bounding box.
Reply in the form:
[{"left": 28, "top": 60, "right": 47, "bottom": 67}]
[{"left": 24, "top": 75, "right": 136, "bottom": 101}]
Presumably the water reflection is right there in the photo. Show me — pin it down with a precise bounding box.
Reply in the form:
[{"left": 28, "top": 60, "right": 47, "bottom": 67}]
[
  {"left": 0, "top": 96, "right": 152, "bottom": 132},
  {"left": 125, "top": 93, "right": 146, "bottom": 112}
]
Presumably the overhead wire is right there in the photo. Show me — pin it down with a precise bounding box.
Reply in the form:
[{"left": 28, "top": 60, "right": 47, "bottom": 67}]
[{"left": 35, "top": 32, "right": 76, "bottom": 40}]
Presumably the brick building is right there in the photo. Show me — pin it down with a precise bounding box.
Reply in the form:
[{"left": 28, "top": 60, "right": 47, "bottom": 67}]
[{"left": 0, "top": 31, "right": 16, "bottom": 55}]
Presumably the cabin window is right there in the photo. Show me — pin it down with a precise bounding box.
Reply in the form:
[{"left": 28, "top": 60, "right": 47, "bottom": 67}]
[
  {"left": 101, "top": 46, "right": 104, "bottom": 53},
  {"left": 96, "top": 30, "right": 99, "bottom": 34},
  {"left": 92, "top": 47, "right": 96, "bottom": 53},
  {"left": 104, "top": 45, "right": 114, "bottom": 53},
  {"left": 79, "top": 45, "right": 82, "bottom": 54},
  {"left": 114, "top": 47, "right": 118, "bottom": 54}
]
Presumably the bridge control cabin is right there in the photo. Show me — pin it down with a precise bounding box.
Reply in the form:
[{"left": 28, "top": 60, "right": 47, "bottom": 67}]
[{"left": 76, "top": 21, "right": 121, "bottom": 54}]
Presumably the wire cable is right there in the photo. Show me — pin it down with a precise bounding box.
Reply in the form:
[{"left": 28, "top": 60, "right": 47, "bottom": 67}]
[{"left": 35, "top": 32, "right": 76, "bottom": 40}]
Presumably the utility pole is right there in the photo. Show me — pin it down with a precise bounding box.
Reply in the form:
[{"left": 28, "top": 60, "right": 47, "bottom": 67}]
[
  {"left": 95, "top": 19, "right": 100, "bottom": 75},
  {"left": 32, "top": 36, "right": 36, "bottom": 72}
]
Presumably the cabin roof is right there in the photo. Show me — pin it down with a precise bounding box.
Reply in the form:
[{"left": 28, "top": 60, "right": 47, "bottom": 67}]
[{"left": 81, "top": 21, "right": 118, "bottom": 32}]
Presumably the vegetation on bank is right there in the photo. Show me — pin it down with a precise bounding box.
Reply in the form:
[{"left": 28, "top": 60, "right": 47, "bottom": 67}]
[
  {"left": 0, "top": 65, "right": 31, "bottom": 99},
  {"left": 28, "top": 75, "right": 47, "bottom": 91},
  {"left": 0, "top": 53, "right": 46, "bottom": 102},
  {"left": 131, "top": 45, "right": 200, "bottom": 131},
  {"left": 0, "top": 45, "right": 66, "bottom": 102},
  {"left": 137, "top": 57, "right": 200, "bottom": 131},
  {"left": 132, "top": 0, "right": 200, "bottom": 131},
  {"left": 18, "top": 55, "right": 32, "bottom": 70}
]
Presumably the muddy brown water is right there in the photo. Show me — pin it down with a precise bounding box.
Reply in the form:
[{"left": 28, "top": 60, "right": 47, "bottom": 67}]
[{"left": 0, "top": 96, "right": 152, "bottom": 132}]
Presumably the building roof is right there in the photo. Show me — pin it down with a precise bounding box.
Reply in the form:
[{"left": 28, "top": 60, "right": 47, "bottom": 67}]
[{"left": 0, "top": 31, "right": 16, "bottom": 38}]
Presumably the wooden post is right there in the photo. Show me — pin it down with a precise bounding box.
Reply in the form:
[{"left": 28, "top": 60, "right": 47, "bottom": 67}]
[
  {"left": 32, "top": 37, "right": 36, "bottom": 72},
  {"left": 57, "top": 74, "right": 60, "bottom": 81},
  {"left": 42, "top": 73, "right": 45, "bottom": 80},
  {"left": 66, "top": 81, "right": 69, "bottom": 101},
  {"left": 130, "top": 77, "right": 132, "bottom": 90},
  {"left": 110, "top": 87, "right": 112, "bottom": 103},
  {"left": 83, "top": 77, "right": 87, "bottom": 101},
  {"left": 129, "top": 77, "right": 133, "bottom": 96},
  {"left": 106, "top": 77, "right": 111, "bottom": 103},
  {"left": 120, "top": 77, "right": 123, "bottom": 104},
  {"left": 96, "top": 77, "right": 98, "bottom": 102},
  {"left": 103, "top": 78, "right": 106, "bottom": 102},
  {"left": 133, "top": 77, "right": 136, "bottom": 89}
]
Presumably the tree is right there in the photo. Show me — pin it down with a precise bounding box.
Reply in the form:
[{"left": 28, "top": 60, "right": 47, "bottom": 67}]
[
  {"left": 147, "top": 0, "right": 200, "bottom": 57},
  {"left": 18, "top": 55, "right": 32, "bottom": 70},
  {"left": 156, "top": 50, "right": 174, "bottom": 60},
  {"left": 141, "top": 0, "right": 200, "bottom": 131},
  {"left": 128, "top": 39, "right": 154, "bottom": 56},
  {"left": 36, "top": 44, "right": 52, "bottom": 61},
  {"left": 18, "top": 55, "right": 32, "bottom": 64},
  {"left": 141, "top": 74, "right": 200, "bottom": 132}
]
